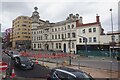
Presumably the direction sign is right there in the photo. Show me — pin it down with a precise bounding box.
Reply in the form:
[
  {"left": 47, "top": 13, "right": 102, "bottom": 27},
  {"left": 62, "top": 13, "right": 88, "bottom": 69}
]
[{"left": 0, "top": 61, "right": 8, "bottom": 71}]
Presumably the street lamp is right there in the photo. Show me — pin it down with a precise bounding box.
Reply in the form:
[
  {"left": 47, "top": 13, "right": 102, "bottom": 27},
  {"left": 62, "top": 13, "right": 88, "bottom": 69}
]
[
  {"left": 77, "top": 35, "right": 87, "bottom": 55},
  {"left": 69, "top": 39, "right": 72, "bottom": 65},
  {"left": 110, "top": 8, "right": 114, "bottom": 58},
  {"left": 69, "top": 26, "right": 72, "bottom": 65},
  {"left": 44, "top": 34, "right": 48, "bottom": 50}
]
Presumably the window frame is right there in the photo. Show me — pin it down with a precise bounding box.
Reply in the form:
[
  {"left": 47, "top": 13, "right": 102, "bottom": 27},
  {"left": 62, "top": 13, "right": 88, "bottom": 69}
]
[
  {"left": 79, "top": 38, "right": 82, "bottom": 43},
  {"left": 72, "top": 24, "right": 74, "bottom": 28},
  {"left": 89, "top": 28, "right": 92, "bottom": 33},
  {"left": 68, "top": 25, "right": 70, "bottom": 29},
  {"left": 89, "top": 37, "right": 92, "bottom": 43},
  {"left": 72, "top": 33, "right": 76, "bottom": 38},
  {"left": 93, "top": 37, "right": 97, "bottom": 42},
  {"left": 68, "top": 33, "right": 70, "bottom": 38},
  {"left": 93, "top": 28, "right": 96, "bottom": 32},
  {"left": 82, "top": 29, "right": 85, "bottom": 33}
]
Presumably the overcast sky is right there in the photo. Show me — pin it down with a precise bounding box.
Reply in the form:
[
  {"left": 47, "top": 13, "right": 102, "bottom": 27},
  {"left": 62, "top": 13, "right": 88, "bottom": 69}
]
[{"left": 0, "top": 0, "right": 119, "bottom": 33}]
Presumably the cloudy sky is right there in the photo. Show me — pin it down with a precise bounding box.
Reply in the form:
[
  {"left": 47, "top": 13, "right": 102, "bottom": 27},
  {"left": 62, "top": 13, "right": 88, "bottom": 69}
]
[{"left": 0, "top": 0, "right": 119, "bottom": 33}]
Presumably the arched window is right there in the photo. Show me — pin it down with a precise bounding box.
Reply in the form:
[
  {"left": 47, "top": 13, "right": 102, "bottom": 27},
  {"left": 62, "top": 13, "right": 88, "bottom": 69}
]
[
  {"left": 68, "top": 25, "right": 70, "bottom": 29},
  {"left": 52, "top": 35, "right": 54, "bottom": 39},
  {"left": 62, "top": 34, "right": 64, "bottom": 39},
  {"left": 68, "top": 33, "right": 70, "bottom": 38},
  {"left": 72, "top": 42, "right": 74, "bottom": 48},
  {"left": 34, "top": 44, "right": 36, "bottom": 48},
  {"left": 72, "top": 24, "right": 74, "bottom": 28},
  {"left": 79, "top": 38, "right": 82, "bottom": 43},
  {"left": 72, "top": 33, "right": 76, "bottom": 38},
  {"left": 38, "top": 44, "right": 39, "bottom": 48}
]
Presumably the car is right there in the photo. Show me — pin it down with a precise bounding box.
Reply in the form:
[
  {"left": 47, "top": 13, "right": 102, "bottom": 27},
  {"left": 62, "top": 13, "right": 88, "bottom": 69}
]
[
  {"left": 47, "top": 67, "right": 94, "bottom": 80},
  {"left": 14, "top": 56, "right": 34, "bottom": 70},
  {"left": 7, "top": 50, "right": 20, "bottom": 60}
]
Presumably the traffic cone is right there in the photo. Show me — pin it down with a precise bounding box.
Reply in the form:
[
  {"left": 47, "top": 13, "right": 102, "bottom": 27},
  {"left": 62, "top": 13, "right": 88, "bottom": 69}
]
[
  {"left": 35, "top": 59, "right": 38, "bottom": 64},
  {"left": 10, "top": 67, "right": 15, "bottom": 78}
]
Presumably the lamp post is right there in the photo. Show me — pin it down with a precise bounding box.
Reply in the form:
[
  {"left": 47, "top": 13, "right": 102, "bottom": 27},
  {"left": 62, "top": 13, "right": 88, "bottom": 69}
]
[
  {"left": 77, "top": 35, "right": 87, "bottom": 55},
  {"left": 110, "top": 8, "right": 114, "bottom": 58},
  {"left": 69, "top": 26, "right": 72, "bottom": 65},
  {"left": 44, "top": 34, "right": 48, "bottom": 50},
  {"left": 69, "top": 39, "right": 72, "bottom": 65}
]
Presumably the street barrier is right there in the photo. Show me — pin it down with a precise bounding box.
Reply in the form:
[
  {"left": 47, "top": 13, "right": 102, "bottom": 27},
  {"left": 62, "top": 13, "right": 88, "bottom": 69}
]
[
  {"left": 35, "top": 59, "right": 38, "bottom": 64},
  {"left": 21, "top": 52, "right": 74, "bottom": 59}
]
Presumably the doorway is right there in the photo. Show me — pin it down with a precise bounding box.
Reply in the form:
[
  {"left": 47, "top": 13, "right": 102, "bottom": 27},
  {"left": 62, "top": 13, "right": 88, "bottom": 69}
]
[{"left": 63, "top": 43, "right": 66, "bottom": 52}]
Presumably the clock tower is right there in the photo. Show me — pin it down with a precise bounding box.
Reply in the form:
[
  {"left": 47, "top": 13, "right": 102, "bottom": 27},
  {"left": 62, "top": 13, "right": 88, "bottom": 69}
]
[
  {"left": 31, "top": 7, "right": 40, "bottom": 23},
  {"left": 31, "top": 7, "right": 40, "bottom": 29}
]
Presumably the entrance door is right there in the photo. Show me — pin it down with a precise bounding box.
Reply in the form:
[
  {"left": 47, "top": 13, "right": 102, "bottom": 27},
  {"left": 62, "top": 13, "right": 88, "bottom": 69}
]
[
  {"left": 46, "top": 45, "right": 49, "bottom": 50},
  {"left": 45, "top": 44, "right": 49, "bottom": 50},
  {"left": 63, "top": 43, "right": 66, "bottom": 52}
]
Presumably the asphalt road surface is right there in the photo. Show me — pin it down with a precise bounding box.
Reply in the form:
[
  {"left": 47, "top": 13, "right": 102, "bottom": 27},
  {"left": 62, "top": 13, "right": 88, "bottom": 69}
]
[{"left": 15, "top": 63, "right": 50, "bottom": 78}]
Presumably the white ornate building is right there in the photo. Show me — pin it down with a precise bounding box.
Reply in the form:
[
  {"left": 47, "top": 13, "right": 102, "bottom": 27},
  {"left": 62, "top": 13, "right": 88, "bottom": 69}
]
[{"left": 31, "top": 7, "right": 81, "bottom": 53}]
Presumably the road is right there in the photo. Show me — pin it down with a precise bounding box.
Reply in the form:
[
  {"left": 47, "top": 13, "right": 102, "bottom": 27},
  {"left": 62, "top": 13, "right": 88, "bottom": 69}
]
[{"left": 15, "top": 63, "right": 50, "bottom": 78}]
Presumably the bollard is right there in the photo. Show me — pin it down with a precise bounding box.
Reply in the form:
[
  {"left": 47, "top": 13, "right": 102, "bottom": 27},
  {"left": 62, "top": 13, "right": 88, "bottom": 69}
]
[
  {"left": 62, "top": 60, "right": 68, "bottom": 67},
  {"left": 78, "top": 60, "right": 80, "bottom": 69},
  {"left": 56, "top": 59, "right": 59, "bottom": 67}
]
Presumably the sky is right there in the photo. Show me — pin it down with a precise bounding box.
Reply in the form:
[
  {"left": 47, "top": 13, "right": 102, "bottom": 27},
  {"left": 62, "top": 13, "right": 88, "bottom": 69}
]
[{"left": 0, "top": 0, "right": 119, "bottom": 33}]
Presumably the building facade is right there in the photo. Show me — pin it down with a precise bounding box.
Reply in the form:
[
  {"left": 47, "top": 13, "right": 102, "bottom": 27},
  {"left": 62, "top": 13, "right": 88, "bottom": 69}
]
[
  {"left": 100, "top": 31, "right": 120, "bottom": 53},
  {"left": 76, "top": 15, "right": 104, "bottom": 51},
  {"left": 2, "top": 28, "right": 12, "bottom": 49},
  {"left": 31, "top": 7, "right": 81, "bottom": 53},
  {"left": 76, "top": 16, "right": 120, "bottom": 56},
  {"left": 12, "top": 16, "right": 32, "bottom": 49},
  {"left": 31, "top": 7, "right": 120, "bottom": 54}
]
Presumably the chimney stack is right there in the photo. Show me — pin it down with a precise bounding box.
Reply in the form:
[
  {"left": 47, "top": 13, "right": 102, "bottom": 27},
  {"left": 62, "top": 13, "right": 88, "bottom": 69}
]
[
  {"left": 79, "top": 16, "right": 83, "bottom": 24},
  {"left": 96, "top": 14, "right": 100, "bottom": 23}
]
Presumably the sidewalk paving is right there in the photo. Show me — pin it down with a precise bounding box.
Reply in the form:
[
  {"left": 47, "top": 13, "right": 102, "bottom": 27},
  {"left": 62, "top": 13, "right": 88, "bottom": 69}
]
[
  {"left": 33, "top": 59, "right": 119, "bottom": 79},
  {"left": 73, "top": 55, "right": 117, "bottom": 61}
]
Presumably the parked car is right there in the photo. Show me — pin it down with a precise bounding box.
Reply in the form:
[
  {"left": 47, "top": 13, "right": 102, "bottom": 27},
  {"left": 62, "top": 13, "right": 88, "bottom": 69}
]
[
  {"left": 7, "top": 50, "right": 20, "bottom": 60},
  {"left": 14, "top": 56, "right": 34, "bottom": 70},
  {"left": 47, "top": 67, "right": 94, "bottom": 80}
]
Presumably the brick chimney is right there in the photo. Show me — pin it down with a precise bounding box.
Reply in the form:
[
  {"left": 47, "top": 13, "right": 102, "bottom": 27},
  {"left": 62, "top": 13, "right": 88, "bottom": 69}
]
[{"left": 96, "top": 14, "right": 100, "bottom": 23}]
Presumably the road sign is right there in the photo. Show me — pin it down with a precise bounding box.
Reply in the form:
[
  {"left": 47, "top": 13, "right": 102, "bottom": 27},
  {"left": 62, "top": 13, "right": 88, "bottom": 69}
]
[{"left": 0, "top": 61, "right": 8, "bottom": 71}]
